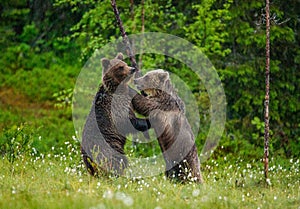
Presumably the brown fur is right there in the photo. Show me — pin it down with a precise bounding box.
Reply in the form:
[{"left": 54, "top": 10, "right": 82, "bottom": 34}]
[{"left": 132, "top": 70, "right": 203, "bottom": 183}]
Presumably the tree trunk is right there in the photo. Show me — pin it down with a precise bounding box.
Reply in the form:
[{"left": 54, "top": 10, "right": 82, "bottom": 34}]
[{"left": 138, "top": 0, "right": 145, "bottom": 69}]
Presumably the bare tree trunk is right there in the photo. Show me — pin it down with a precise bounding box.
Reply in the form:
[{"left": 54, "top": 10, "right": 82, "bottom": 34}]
[
  {"left": 130, "top": 0, "right": 136, "bottom": 31},
  {"left": 264, "top": 0, "right": 270, "bottom": 181},
  {"left": 110, "top": 0, "right": 141, "bottom": 76}
]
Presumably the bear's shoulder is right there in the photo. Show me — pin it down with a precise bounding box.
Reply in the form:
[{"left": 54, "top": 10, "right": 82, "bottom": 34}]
[{"left": 95, "top": 85, "right": 112, "bottom": 105}]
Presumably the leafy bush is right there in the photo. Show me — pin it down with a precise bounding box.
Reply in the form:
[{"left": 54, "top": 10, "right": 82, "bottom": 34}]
[
  {"left": 3, "top": 64, "right": 79, "bottom": 102},
  {"left": 53, "top": 88, "right": 74, "bottom": 108}
]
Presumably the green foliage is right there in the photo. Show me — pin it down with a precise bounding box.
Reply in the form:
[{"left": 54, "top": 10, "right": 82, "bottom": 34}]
[
  {"left": 57, "top": 0, "right": 117, "bottom": 60},
  {"left": 185, "top": 0, "right": 232, "bottom": 58},
  {"left": 0, "top": 124, "right": 34, "bottom": 164},
  {"left": 19, "top": 24, "right": 39, "bottom": 43},
  {"left": 53, "top": 88, "right": 74, "bottom": 108},
  {"left": 219, "top": 0, "right": 299, "bottom": 158},
  {"left": 3, "top": 65, "right": 79, "bottom": 101}
]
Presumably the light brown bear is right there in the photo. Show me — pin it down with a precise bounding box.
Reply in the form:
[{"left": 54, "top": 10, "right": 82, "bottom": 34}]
[
  {"left": 81, "top": 53, "right": 150, "bottom": 177},
  {"left": 132, "top": 69, "right": 203, "bottom": 183}
]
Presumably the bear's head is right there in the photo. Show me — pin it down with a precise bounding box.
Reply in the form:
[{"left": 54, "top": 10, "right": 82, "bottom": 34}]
[
  {"left": 101, "top": 53, "right": 136, "bottom": 90},
  {"left": 134, "top": 69, "right": 171, "bottom": 97}
]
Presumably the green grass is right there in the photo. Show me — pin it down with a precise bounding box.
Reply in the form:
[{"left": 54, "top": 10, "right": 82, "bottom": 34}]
[
  {"left": 0, "top": 69, "right": 299, "bottom": 209},
  {"left": 0, "top": 146, "right": 299, "bottom": 209}
]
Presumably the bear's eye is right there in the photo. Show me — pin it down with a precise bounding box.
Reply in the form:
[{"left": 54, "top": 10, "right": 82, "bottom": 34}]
[{"left": 118, "top": 66, "right": 124, "bottom": 71}]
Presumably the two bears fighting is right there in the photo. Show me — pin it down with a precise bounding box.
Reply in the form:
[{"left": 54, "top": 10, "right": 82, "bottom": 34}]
[{"left": 81, "top": 53, "right": 203, "bottom": 183}]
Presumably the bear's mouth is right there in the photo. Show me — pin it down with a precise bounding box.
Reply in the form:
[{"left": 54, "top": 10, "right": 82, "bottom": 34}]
[
  {"left": 141, "top": 90, "right": 148, "bottom": 97},
  {"left": 140, "top": 89, "right": 155, "bottom": 97}
]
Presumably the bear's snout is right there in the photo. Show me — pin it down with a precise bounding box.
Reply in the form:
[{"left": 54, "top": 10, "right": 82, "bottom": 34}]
[{"left": 129, "top": 67, "right": 136, "bottom": 74}]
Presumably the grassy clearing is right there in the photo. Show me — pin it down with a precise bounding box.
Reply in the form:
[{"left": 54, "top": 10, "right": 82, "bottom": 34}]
[
  {"left": 0, "top": 88, "right": 299, "bottom": 209},
  {"left": 0, "top": 146, "right": 299, "bottom": 209},
  {"left": 0, "top": 87, "right": 74, "bottom": 154}
]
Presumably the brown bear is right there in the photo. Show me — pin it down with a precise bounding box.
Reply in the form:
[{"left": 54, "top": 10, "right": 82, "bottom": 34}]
[
  {"left": 81, "top": 53, "right": 150, "bottom": 177},
  {"left": 132, "top": 69, "right": 203, "bottom": 183}
]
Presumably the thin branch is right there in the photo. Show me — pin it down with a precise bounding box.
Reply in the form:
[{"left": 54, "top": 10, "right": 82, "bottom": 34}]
[
  {"left": 264, "top": 0, "right": 270, "bottom": 181},
  {"left": 110, "top": 0, "right": 140, "bottom": 76},
  {"left": 130, "top": 0, "right": 136, "bottom": 31}
]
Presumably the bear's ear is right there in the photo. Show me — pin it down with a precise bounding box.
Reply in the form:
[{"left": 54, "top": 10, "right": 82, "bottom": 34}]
[
  {"left": 101, "top": 58, "right": 110, "bottom": 69},
  {"left": 158, "top": 71, "right": 169, "bottom": 82},
  {"left": 101, "top": 58, "right": 111, "bottom": 76},
  {"left": 115, "top": 53, "right": 124, "bottom": 60}
]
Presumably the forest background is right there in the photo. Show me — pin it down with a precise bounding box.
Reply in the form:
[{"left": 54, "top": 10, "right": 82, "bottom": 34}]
[{"left": 1, "top": 0, "right": 298, "bottom": 159}]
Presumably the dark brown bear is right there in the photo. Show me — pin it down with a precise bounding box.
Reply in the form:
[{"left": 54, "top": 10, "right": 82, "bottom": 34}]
[
  {"left": 132, "top": 69, "right": 203, "bottom": 183},
  {"left": 81, "top": 53, "right": 150, "bottom": 177}
]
